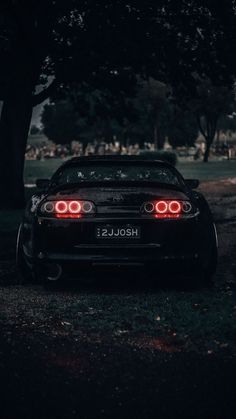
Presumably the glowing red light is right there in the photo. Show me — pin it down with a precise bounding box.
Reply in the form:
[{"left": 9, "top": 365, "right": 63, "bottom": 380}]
[
  {"left": 55, "top": 201, "right": 68, "bottom": 214},
  {"left": 55, "top": 213, "right": 81, "bottom": 219},
  {"left": 155, "top": 201, "right": 168, "bottom": 214},
  {"left": 53, "top": 200, "right": 94, "bottom": 218},
  {"left": 68, "top": 201, "right": 81, "bottom": 214},
  {"left": 169, "top": 201, "right": 181, "bottom": 214},
  {"left": 155, "top": 214, "right": 180, "bottom": 219}
]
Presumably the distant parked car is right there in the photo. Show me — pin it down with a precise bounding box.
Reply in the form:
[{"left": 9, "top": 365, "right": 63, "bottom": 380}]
[{"left": 16, "top": 155, "right": 218, "bottom": 286}]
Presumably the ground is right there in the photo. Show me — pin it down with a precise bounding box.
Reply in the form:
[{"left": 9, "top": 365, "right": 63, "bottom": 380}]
[{"left": 0, "top": 161, "right": 235, "bottom": 419}]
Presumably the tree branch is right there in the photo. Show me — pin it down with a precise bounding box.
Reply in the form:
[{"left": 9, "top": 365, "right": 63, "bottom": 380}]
[
  {"left": 209, "top": 117, "right": 218, "bottom": 142},
  {"left": 32, "top": 79, "right": 58, "bottom": 106}
]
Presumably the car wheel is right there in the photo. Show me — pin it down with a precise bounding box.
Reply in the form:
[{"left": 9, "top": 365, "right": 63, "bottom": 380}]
[
  {"left": 16, "top": 223, "right": 34, "bottom": 283},
  {"left": 196, "top": 222, "right": 218, "bottom": 287},
  {"left": 203, "top": 244, "right": 218, "bottom": 285}
]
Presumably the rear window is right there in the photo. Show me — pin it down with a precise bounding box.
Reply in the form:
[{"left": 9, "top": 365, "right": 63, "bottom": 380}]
[{"left": 54, "top": 164, "right": 180, "bottom": 186}]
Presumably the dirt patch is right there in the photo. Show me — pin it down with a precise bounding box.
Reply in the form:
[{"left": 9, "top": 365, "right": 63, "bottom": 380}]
[
  {"left": 198, "top": 178, "right": 236, "bottom": 222},
  {"left": 199, "top": 177, "right": 236, "bottom": 196}
]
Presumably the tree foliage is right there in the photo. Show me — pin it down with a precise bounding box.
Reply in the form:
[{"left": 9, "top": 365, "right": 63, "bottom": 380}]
[
  {"left": 187, "top": 77, "right": 235, "bottom": 161},
  {"left": 0, "top": 1, "right": 236, "bottom": 206},
  {"left": 41, "top": 80, "right": 199, "bottom": 149},
  {"left": 41, "top": 101, "right": 80, "bottom": 145},
  {"left": 167, "top": 106, "right": 199, "bottom": 148}
]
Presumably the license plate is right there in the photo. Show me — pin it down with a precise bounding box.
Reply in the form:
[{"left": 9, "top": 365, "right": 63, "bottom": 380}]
[{"left": 96, "top": 225, "right": 140, "bottom": 239}]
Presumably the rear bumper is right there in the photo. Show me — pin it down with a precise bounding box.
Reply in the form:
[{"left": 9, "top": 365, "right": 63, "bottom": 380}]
[
  {"left": 34, "top": 216, "right": 201, "bottom": 252},
  {"left": 26, "top": 216, "right": 206, "bottom": 277},
  {"left": 35, "top": 245, "right": 201, "bottom": 277}
]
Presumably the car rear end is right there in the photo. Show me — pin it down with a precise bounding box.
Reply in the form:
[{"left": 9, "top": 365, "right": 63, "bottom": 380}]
[{"left": 33, "top": 181, "right": 202, "bottom": 281}]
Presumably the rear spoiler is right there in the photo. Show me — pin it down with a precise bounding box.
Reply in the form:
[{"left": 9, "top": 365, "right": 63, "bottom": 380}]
[{"left": 50, "top": 180, "right": 185, "bottom": 193}]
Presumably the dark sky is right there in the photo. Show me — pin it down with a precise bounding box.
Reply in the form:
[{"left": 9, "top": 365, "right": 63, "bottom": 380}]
[{"left": 31, "top": 102, "right": 47, "bottom": 127}]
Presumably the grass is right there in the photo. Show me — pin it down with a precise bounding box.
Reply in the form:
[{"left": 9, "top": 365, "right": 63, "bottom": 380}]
[
  {"left": 24, "top": 158, "right": 62, "bottom": 184},
  {"left": 45, "top": 287, "right": 236, "bottom": 354},
  {"left": 177, "top": 159, "right": 236, "bottom": 181},
  {"left": 0, "top": 274, "right": 235, "bottom": 357}
]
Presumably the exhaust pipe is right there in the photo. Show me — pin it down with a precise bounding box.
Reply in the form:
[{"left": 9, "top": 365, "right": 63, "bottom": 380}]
[{"left": 46, "top": 263, "right": 62, "bottom": 281}]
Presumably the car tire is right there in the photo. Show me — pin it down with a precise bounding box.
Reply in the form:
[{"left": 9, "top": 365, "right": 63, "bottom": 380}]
[
  {"left": 197, "top": 233, "right": 218, "bottom": 287},
  {"left": 203, "top": 244, "right": 218, "bottom": 285},
  {"left": 16, "top": 223, "right": 34, "bottom": 284}
]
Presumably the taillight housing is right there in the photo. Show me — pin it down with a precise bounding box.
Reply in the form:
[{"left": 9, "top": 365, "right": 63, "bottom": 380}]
[
  {"left": 142, "top": 200, "right": 196, "bottom": 219},
  {"left": 39, "top": 200, "right": 95, "bottom": 218}
]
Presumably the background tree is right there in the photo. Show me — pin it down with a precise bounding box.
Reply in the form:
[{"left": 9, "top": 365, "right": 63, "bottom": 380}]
[
  {"left": 0, "top": 0, "right": 236, "bottom": 207},
  {"left": 41, "top": 82, "right": 199, "bottom": 151},
  {"left": 189, "top": 78, "right": 235, "bottom": 162},
  {"left": 133, "top": 83, "right": 199, "bottom": 149},
  {"left": 134, "top": 79, "right": 168, "bottom": 149},
  {"left": 167, "top": 105, "right": 199, "bottom": 148},
  {"left": 217, "top": 111, "right": 236, "bottom": 136},
  {"left": 0, "top": 0, "right": 75, "bottom": 207},
  {"left": 41, "top": 101, "right": 80, "bottom": 146},
  {"left": 42, "top": 75, "right": 138, "bottom": 148},
  {"left": 0, "top": 0, "right": 164, "bottom": 207}
]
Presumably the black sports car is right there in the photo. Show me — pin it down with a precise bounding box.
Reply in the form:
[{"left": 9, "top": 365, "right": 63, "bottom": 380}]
[{"left": 17, "top": 156, "right": 218, "bottom": 285}]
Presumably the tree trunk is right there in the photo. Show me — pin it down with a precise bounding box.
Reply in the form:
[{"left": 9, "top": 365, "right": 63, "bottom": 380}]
[
  {"left": 197, "top": 115, "right": 217, "bottom": 164},
  {"left": 154, "top": 124, "right": 162, "bottom": 149},
  {"left": 216, "top": 129, "right": 220, "bottom": 153},
  {"left": 154, "top": 125, "right": 158, "bottom": 150},
  {"left": 0, "top": 89, "right": 32, "bottom": 208},
  {"left": 203, "top": 140, "right": 211, "bottom": 163},
  {"left": 154, "top": 122, "right": 163, "bottom": 150}
]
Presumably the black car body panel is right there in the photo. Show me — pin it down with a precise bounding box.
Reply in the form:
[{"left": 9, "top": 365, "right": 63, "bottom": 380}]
[{"left": 18, "top": 156, "right": 218, "bottom": 282}]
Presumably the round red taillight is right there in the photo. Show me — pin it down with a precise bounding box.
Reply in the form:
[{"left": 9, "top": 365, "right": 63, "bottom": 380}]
[
  {"left": 55, "top": 201, "right": 68, "bottom": 214},
  {"left": 155, "top": 201, "right": 168, "bottom": 214},
  {"left": 68, "top": 201, "right": 81, "bottom": 214},
  {"left": 169, "top": 201, "right": 181, "bottom": 214}
]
